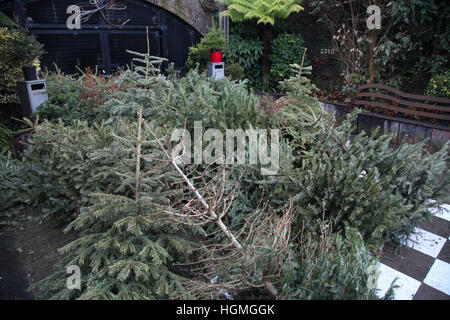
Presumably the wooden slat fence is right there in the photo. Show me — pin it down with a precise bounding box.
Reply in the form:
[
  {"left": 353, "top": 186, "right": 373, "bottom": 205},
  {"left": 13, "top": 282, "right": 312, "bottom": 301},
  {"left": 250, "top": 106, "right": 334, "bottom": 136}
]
[{"left": 353, "top": 84, "right": 450, "bottom": 123}]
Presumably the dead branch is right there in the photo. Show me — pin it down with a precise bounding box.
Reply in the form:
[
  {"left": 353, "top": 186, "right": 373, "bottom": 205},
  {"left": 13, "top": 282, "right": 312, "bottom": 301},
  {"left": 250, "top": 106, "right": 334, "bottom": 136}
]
[
  {"left": 76, "top": 0, "right": 130, "bottom": 27},
  {"left": 141, "top": 120, "right": 295, "bottom": 299}
]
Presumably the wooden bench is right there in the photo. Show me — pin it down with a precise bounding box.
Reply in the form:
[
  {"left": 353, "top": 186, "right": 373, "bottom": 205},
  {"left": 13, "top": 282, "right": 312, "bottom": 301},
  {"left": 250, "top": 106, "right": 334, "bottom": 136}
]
[{"left": 353, "top": 84, "right": 450, "bottom": 123}]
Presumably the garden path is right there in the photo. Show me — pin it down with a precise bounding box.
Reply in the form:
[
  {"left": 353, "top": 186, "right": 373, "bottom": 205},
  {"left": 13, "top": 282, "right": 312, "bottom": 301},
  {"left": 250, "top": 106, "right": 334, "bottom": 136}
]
[{"left": 376, "top": 204, "right": 450, "bottom": 300}]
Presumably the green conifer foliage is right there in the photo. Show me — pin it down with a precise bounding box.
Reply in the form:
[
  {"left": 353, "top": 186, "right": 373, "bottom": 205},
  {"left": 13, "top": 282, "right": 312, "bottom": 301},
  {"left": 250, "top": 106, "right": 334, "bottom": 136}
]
[
  {"left": 268, "top": 111, "right": 449, "bottom": 249},
  {"left": 0, "top": 151, "right": 35, "bottom": 226},
  {"left": 33, "top": 116, "right": 207, "bottom": 299},
  {"left": 102, "top": 60, "right": 264, "bottom": 132},
  {"left": 21, "top": 120, "right": 121, "bottom": 226},
  {"left": 1, "top": 49, "right": 447, "bottom": 300},
  {"left": 31, "top": 52, "right": 207, "bottom": 299},
  {"left": 279, "top": 225, "right": 378, "bottom": 300}
]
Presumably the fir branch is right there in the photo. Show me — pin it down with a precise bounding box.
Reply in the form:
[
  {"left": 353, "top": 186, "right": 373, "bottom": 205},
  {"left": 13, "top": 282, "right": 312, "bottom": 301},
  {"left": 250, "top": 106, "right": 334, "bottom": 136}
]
[{"left": 142, "top": 120, "right": 280, "bottom": 299}]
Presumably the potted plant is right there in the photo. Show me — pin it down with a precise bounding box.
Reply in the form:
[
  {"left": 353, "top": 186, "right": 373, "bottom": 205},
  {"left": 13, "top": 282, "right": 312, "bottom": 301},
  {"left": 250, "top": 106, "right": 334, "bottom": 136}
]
[
  {"left": 202, "top": 25, "right": 227, "bottom": 63},
  {"left": 10, "top": 28, "right": 45, "bottom": 81}
]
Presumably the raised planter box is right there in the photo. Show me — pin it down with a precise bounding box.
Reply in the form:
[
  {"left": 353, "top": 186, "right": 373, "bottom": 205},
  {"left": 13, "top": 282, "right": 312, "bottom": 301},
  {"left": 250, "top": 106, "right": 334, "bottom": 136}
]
[
  {"left": 255, "top": 92, "right": 449, "bottom": 152},
  {"left": 322, "top": 101, "right": 450, "bottom": 153}
]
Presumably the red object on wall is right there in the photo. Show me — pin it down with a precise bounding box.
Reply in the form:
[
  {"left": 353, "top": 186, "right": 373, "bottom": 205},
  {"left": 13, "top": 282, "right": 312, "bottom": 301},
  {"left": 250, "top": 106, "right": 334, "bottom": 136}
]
[{"left": 210, "top": 51, "right": 222, "bottom": 63}]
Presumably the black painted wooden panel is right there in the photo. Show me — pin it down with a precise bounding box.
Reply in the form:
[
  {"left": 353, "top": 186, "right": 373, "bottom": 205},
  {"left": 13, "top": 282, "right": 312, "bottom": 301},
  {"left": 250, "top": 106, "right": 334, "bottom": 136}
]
[
  {"left": 165, "top": 15, "right": 198, "bottom": 70},
  {"left": 36, "top": 33, "right": 101, "bottom": 73},
  {"left": 398, "top": 122, "right": 417, "bottom": 145},
  {"left": 357, "top": 114, "right": 372, "bottom": 135},
  {"left": 27, "top": 0, "right": 100, "bottom": 25},
  {"left": 109, "top": 31, "right": 161, "bottom": 68},
  {"left": 10, "top": 0, "right": 201, "bottom": 74}
]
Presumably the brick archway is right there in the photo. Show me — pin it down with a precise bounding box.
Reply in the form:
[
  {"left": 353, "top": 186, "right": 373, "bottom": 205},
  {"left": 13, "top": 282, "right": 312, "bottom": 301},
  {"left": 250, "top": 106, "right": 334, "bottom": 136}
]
[{"left": 143, "top": 0, "right": 214, "bottom": 34}]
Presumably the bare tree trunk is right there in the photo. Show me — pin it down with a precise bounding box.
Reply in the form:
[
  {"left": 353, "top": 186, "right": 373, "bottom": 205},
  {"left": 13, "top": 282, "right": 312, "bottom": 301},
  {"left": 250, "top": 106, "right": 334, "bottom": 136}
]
[
  {"left": 261, "top": 23, "right": 274, "bottom": 87},
  {"left": 135, "top": 105, "right": 143, "bottom": 210}
]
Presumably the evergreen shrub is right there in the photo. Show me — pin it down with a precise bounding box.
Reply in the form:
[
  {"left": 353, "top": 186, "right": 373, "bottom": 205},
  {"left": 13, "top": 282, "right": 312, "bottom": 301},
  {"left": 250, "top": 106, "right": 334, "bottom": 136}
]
[
  {"left": 186, "top": 26, "right": 227, "bottom": 72},
  {"left": 270, "top": 33, "right": 308, "bottom": 89},
  {"left": 426, "top": 71, "right": 450, "bottom": 99},
  {"left": 0, "top": 27, "right": 44, "bottom": 105}
]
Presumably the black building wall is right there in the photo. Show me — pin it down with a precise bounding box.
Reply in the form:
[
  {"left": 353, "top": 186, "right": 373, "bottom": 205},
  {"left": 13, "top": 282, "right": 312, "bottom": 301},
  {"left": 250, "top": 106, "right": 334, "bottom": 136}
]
[{"left": 1, "top": 0, "right": 201, "bottom": 74}]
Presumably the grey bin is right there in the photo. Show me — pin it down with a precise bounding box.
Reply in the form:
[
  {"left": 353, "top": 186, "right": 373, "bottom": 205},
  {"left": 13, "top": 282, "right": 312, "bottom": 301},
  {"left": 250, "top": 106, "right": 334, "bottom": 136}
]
[
  {"left": 207, "top": 62, "right": 225, "bottom": 80},
  {"left": 16, "top": 80, "right": 49, "bottom": 117}
]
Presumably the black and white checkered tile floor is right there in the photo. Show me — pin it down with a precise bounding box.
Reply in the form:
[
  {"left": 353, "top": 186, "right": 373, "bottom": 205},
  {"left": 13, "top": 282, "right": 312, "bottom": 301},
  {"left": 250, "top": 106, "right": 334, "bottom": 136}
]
[{"left": 375, "top": 204, "right": 450, "bottom": 300}]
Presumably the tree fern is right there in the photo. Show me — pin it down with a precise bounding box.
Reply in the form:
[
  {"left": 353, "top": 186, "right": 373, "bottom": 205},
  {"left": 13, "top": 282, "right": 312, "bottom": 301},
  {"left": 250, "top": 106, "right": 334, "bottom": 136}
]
[
  {"left": 219, "top": 0, "right": 304, "bottom": 85},
  {"left": 220, "top": 0, "right": 303, "bottom": 25}
]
